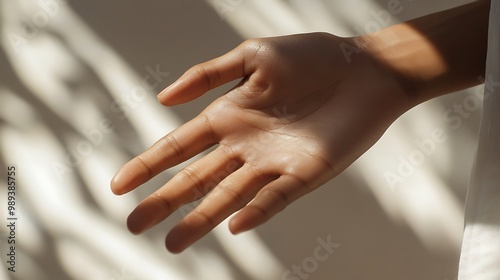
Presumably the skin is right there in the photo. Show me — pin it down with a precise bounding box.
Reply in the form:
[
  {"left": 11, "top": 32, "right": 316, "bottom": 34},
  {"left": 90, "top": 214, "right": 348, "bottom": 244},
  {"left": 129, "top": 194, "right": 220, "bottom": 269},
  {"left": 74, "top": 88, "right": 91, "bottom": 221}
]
[{"left": 111, "top": 1, "right": 489, "bottom": 253}]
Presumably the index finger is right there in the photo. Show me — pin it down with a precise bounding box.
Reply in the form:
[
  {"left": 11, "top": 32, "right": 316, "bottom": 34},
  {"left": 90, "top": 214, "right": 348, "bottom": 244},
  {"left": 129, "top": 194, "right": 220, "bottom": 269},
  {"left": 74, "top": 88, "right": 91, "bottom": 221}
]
[
  {"left": 157, "top": 41, "right": 256, "bottom": 106},
  {"left": 111, "top": 115, "right": 217, "bottom": 195}
]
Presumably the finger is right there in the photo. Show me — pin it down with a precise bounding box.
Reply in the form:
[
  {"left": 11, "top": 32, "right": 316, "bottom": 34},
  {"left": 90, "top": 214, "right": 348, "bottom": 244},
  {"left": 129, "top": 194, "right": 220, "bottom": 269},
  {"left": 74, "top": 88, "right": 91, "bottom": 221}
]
[
  {"left": 164, "top": 164, "right": 277, "bottom": 253},
  {"left": 110, "top": 115, "right": 217, "bottom": 195},
  {"left": 228, "top": 175, "right": 309, "bottom": 235},
  {"left": 126, "top": 146, "right": 241, "bottom": 234},
  {"left": 157, "top": 44, "right": 252, "bottom": 106}
]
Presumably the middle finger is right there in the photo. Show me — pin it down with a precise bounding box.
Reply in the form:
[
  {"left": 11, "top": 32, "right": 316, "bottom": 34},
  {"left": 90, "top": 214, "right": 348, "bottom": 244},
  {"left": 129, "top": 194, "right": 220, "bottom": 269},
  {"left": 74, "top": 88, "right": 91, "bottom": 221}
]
[{"left": 127, "top": 145, "right": 241, "bottom": 234}]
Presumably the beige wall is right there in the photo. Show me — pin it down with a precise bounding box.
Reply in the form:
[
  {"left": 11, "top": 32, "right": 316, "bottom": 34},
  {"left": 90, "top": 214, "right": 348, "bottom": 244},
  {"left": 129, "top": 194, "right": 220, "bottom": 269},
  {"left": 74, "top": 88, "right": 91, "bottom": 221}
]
[{"left": 0, "top": 0, "right": 481, "bottom": 279}]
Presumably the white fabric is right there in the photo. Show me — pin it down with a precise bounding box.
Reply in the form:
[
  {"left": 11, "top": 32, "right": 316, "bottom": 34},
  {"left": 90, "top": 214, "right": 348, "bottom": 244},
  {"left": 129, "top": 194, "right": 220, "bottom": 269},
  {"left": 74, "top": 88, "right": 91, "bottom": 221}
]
[{"left": 458, "top": 1, "right": 500, "bottom": 278}]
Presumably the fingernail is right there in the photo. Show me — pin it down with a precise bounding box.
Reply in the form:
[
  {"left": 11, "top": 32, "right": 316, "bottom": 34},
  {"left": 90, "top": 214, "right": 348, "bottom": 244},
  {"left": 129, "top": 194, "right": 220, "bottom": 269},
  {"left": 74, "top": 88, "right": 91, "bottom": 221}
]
[{"left": 228, "top": 217, "right": 247, "bottom": 235}]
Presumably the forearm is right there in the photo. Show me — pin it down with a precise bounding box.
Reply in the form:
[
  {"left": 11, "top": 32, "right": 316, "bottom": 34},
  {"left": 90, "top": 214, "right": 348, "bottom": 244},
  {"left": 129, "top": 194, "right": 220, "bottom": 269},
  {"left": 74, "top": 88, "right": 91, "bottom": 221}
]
[{"left": 361, "top": 1, "right": 490, "bottom": 105}]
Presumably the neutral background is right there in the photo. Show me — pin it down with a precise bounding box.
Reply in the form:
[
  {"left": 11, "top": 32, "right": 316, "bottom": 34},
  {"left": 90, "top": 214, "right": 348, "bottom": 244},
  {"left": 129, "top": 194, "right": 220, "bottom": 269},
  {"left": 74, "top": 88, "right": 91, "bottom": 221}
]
[{"left": 0, "top": 0, "right": 482, "bottom": 279}]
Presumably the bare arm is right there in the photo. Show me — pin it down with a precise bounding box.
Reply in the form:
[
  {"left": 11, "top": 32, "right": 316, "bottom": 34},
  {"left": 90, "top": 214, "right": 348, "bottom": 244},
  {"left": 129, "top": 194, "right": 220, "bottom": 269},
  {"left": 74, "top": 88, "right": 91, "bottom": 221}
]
[{"left": 362, "top": 0, "right": 489, "bottom": 105}]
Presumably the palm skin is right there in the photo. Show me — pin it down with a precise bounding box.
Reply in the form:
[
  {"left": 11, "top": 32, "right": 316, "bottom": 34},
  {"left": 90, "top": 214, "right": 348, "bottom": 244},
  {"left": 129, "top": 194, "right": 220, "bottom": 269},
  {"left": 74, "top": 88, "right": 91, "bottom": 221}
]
[{"left": 111, "top": 32, "right": 412, "bottom": 253}]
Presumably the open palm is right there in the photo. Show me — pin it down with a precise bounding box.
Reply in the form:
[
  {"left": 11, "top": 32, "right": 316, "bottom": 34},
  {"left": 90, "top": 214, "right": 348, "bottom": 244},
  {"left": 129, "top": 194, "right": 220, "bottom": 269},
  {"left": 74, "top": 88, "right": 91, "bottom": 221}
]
[{"left": 111, "top": 33, "right": 411, "bottom": 253}]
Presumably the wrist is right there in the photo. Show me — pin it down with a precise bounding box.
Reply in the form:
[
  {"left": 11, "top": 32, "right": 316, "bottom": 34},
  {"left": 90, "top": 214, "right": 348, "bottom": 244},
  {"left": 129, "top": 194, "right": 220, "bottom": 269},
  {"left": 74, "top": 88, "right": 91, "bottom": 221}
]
[
  {"left": 356, "top": 24, "right": 443, "bottom": 106},
  {"left": 356, "top": 1, "right": 489, "bottom": 106}
]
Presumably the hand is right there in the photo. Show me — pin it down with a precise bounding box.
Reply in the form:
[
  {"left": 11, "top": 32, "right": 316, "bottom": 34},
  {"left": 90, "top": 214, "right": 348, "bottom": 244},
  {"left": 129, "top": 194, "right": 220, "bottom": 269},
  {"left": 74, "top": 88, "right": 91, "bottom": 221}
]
[{"left": 111, "top": 32, "right": 412, "bottom": 253}]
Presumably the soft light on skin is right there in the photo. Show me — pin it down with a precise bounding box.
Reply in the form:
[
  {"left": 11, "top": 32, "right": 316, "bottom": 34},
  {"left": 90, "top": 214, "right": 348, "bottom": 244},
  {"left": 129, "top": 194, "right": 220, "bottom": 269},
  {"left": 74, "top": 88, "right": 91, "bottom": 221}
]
[
  {"left": 366, "top": 23, "right": 448, "bottom": 88},
  {"left": 359, "top": 1, "right": 489, "bottom": 105}
]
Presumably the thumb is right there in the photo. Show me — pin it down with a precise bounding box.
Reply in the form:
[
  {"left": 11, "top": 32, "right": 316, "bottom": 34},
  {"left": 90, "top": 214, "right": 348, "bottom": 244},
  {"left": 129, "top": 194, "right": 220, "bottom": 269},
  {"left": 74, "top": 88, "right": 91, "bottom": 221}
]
[{"left": 157, "top": 44, "right": 253, "bottom": 106}]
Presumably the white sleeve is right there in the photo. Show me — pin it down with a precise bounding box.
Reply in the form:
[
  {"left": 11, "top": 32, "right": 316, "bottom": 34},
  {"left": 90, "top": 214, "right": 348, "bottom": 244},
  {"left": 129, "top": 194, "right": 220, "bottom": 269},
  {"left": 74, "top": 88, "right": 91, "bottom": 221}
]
[{"left": 458, "top": 1, "right": 500, "bottom": 278}]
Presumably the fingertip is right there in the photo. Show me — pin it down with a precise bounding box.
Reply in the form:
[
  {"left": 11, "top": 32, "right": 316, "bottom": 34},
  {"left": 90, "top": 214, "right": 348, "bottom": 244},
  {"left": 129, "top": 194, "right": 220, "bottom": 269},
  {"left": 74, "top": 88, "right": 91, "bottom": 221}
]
[
  {"left": 158, "top": 50, "right": 247, "bottom": 106},
  {"left": 157, "top": 75, "right": 199, "bottom": 106},
  {"left": 165, "top": 228, "right": 187, "bottom": 254},
  {"left": 110, "top": 165, "right": 138, "bottom": 196},
  {"left": 110, "top": 172, "right": 126, "bottom": 196},
  {"left": 126, "top": 211, "right": 145, "bottom": 235},
  {"left": 127, "top": 227, "right": 142, "bottom": 236},
  {"left": 165, "top": 214, "right": 213, "bottom": 253},
  {"left": 157, "top": 83, "right": 178, "bottom": 106},
  {"left": 228, "top": 216, "right": 245, "bottom": 235},
  {"left": 165, "top": 244, "right": 184, "bottom": 254},
  {"left": 111, "top": 159, "right": 152, "bottom": 195},
  {"left": 157, "top": 91, "right": 168, "bottom": 105},
  {"left": 228, "top": 210, "right": 260, "bottom": 235},
  {"left": 127, "top": 197, "right": 169, "bottom": 235}
]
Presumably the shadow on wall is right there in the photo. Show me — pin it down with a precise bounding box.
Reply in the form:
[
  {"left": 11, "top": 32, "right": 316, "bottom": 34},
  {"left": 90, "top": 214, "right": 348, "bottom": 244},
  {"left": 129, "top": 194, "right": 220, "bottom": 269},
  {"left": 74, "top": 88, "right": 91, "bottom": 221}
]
[{"left": 0, "top": 0, "right": 479, "bottom": 279}]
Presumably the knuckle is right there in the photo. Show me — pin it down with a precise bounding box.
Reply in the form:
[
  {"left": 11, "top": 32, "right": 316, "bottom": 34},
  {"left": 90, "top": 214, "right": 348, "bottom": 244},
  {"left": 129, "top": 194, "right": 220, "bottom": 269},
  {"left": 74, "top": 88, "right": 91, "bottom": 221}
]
[
  {"left": 190, "top": 209, "right": 215, "bottom": 228},
  {"left": 192, "top": 64, "right": 219, "bottom": 91},
  {"left": 161, "top": 133, "right": 184, "bottom": 161},
  {"left": 199, "top": 114, "right": 218, "bottom": 143},
  {"left": 218, "top": 183, "right": 245, "bottom": 205},
  {"left": 152, "top": 192, "right": 174, "bottom": 213},
  {"left": 245, "top": 204, "right": 270, "bottom": 220},
  {"left": 241, "top": 37, "right": 280, "bottom": 59},
  {"left": 218, "top": 144, "right": 237, "bottom": 163},
  {"left": 240, "top": 38, "right": 265, "bottom": 51},
  {"left": 179, "top": 166, "right": 205, "bottom": 198},
  {"left": 135, "top": 155, "right": 153, "bottom": 177},
  {"left": 262, "top": 187, "right": 289, "bottom": 210},
  {"left": 245, "top": 163, "right": 268, "bottom": 181}
]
